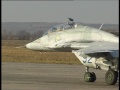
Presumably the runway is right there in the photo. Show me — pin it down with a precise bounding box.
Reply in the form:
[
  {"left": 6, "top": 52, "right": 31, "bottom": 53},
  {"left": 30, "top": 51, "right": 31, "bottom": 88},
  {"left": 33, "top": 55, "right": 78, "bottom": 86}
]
[{"left": 2, "top": 62, "right": 119, "bottom": 90}]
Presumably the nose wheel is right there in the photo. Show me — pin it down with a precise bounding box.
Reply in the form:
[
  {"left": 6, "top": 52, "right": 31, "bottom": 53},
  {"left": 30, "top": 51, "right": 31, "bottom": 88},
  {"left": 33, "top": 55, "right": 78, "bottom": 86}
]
[
  {"left": 84, "top": 67, "right": 96, "bottom": 82},
  {"left": 105, "top": 69, "right": 118, "bottom": 85},
  {"left": 84, "top": 72, "right": 96, "bottom": 82}
]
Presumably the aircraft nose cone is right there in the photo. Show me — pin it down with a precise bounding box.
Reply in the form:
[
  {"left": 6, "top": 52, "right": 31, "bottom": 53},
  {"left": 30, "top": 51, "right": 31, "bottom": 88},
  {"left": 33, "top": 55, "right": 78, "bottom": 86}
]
[
  {"left": 26, "top": 43, "right": 31, "bottom": 49},
  {"left": 26, "top": 42, "right": 41, "bottom": 50}
]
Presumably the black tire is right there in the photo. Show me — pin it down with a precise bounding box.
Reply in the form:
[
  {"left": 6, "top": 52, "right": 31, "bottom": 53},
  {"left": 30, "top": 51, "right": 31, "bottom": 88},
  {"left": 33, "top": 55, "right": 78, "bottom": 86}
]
[
  {"left": 105, "top": 69, "right": 118, "bottom": 85},
  {"left": 91, "top": 72, "right": 96, "bottom": 82},
  {"left": 84, "top": 72, "right": 92, "bottom": 82}
]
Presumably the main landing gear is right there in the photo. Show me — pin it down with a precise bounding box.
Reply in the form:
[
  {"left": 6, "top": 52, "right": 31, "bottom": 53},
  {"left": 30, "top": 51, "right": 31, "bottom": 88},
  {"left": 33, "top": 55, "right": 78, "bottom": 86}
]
[
  {"left": 84, "top": 67, "right": 118, "bottom": 85},
  {"left": 105, "top": 69, "right": 118, "bottom": 85},
  {"left": 105, "top": 61, "right": 119, "bottom": 85}
]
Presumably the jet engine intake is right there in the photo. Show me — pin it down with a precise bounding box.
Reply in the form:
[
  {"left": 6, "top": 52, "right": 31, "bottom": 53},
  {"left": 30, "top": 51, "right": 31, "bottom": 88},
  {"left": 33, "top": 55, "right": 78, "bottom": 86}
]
[{"left": 72, "top": 51, "right": 117, "bottom": 71}]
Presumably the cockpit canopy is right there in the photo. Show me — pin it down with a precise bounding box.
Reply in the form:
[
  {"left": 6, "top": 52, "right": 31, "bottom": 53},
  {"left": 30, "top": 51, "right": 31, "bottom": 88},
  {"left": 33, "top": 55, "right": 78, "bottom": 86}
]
[
  {"left": 43, "top": 22, "right": 84, "bottom": 36},
  {"left": 49, "top": 23, "right": 73, "bottom": 31}
]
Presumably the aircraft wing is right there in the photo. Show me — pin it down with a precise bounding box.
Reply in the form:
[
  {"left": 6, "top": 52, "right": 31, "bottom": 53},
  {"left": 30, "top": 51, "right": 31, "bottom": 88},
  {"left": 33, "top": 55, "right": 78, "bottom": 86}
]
[
  {"left": 72, "top": 42, "right": 119, "bottom": 58},
  {"left": 47, "top": 41, "right": 119, "bottom": 55},
  {"left": 72, "top": 42, "right": 119, "bottom": 54}
]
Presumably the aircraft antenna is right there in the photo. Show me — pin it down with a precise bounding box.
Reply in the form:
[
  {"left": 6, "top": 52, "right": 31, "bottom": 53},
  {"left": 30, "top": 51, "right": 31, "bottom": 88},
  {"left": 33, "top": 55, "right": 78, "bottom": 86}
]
[{"left": 99, "top": 23, "right": 103, "bottom": 30}]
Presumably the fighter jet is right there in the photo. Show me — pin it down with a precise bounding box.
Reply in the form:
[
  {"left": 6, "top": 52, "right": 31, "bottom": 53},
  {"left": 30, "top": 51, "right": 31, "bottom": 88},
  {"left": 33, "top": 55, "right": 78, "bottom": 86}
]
[{"left": 25, "top": 18, "right": 119, "bottom": 85}]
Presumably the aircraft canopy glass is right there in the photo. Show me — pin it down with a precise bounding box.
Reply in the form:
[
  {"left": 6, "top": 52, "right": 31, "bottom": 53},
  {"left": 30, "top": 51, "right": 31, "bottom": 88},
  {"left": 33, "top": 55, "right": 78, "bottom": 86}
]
[
  {"left": 49, "top": 23, "right": 72, "bottom": 31},
  {"left": 43, "top": 22, "right": 85, "bottom": 36},
  {"left": 43, "top": 23, "right": 76, "bottom": 35}
]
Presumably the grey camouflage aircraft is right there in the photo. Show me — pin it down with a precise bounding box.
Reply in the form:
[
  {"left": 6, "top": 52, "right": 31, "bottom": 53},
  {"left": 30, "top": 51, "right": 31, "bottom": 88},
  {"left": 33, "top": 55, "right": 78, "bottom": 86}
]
[{"left": 20, "top": 18, "right": 119, "bottom": 85}]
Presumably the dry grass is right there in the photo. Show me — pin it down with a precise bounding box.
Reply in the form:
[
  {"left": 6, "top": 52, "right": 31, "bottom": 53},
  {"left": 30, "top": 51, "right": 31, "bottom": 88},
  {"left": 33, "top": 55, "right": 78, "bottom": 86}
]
[{"left": 2, "top": 40, "right": 81, "bottom": 64}]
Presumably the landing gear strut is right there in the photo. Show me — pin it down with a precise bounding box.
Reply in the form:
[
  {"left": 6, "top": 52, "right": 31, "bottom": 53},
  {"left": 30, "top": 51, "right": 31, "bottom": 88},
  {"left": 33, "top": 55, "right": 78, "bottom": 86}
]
[
  {"left": 105, "top": 69, "right": 118, "bottom": 85},
  {"left": 84, "top": 66, "right": 118, "bottom": 85},
  {"left": 84, "top": 67, "right": 96, "bottom": 82}
]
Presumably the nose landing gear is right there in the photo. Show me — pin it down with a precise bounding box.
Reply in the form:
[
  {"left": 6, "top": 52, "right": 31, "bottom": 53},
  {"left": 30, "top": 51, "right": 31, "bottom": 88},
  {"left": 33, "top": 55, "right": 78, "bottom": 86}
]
[
  {"left": 84, "top": 67, "right": 96, "bottom": 82},
  {"left": 84, "top": 72, "right": 96, "bottom": 82}
]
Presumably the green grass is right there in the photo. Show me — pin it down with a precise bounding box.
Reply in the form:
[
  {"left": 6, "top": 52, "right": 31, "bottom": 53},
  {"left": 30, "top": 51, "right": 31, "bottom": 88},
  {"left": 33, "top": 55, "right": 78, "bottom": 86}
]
[{"left": 2, "top": 40, "right": 81, "bottom": 64}]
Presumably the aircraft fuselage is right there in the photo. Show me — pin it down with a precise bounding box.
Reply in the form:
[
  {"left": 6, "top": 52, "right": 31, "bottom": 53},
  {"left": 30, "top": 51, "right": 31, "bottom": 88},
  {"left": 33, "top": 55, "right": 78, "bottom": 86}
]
[{"left": 26, "top": 26, "right": 118, "bottom": 51}]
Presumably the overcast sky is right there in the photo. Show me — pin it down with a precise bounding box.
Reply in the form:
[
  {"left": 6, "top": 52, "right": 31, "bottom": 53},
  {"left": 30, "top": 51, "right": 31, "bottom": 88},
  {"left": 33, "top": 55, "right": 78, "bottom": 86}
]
[{"left": 2, "top": 1, "right": 118, "bottom": 24}]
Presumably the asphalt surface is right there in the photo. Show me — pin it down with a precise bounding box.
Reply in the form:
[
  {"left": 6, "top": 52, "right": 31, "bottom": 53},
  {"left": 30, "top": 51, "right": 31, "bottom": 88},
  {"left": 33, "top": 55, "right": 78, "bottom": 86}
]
[{"left": 2, "top": 62, "right": 119, "bottom": 90}]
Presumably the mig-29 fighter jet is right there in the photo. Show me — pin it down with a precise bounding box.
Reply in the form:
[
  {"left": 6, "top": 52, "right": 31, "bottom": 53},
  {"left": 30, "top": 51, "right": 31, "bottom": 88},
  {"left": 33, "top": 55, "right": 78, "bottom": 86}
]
[{"left": 24, "top": 18, "right": 119, "bottom": 85}]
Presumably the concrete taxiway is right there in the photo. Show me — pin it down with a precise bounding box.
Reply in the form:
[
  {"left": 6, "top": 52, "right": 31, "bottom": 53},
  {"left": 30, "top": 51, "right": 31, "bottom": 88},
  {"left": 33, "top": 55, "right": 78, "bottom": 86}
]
[{"left": 2, "top": 62, "right": 119, "bottom": 90}]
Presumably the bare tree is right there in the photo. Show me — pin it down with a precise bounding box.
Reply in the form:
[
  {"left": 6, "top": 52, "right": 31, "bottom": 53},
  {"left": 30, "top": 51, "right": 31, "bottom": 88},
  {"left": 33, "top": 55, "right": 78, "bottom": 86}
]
[
  {"left": 31, "top": 30, "right": 43, "bottom": 40},
  {"left": 15, "top": 30, "right": 31, "bottom": 40}
]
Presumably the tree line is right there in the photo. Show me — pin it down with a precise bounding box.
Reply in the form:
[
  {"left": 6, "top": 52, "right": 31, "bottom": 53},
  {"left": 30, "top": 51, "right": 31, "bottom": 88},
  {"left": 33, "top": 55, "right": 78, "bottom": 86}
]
[
  {"left": 2, "top": 29, "right": 44, "bottom": 40},
  {"left": 2, "top": 29, "right": 119, "bottom": 40}
]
